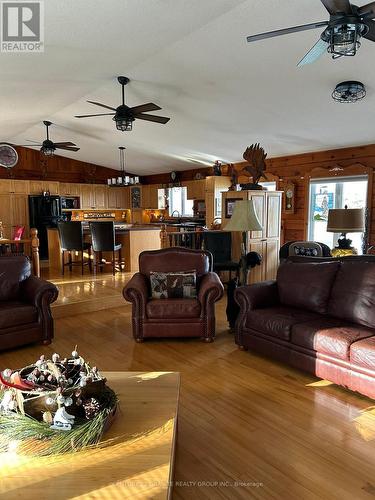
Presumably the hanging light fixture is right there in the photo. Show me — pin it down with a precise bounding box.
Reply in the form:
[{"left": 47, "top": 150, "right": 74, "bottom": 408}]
[
  {"left": 332, "top": 81, "right": 366, "bottom": 103},
  {"left": 40, "top": 121, "right": 56, "bottom": 156},
  {"left": 119, "top": 146, "right": 126, "bottom": 181},
  {"left": 113, "top": 107, "right": 134, "bottom": 131},
  {"left": 324, "top": 22, "right": 366, "bottom": 58}
]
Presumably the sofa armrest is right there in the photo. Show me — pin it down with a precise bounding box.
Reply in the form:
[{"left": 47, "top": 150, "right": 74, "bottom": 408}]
[
  {"left": 19, "top": 276, "right": 59, "bottom": 308},
  {"left": 123, "top": 273, "right": 149, "bottom": 318},
  {"left": 198, "top": 272, "right": 224, "bottom": 309},
  {"left": 234, "top": 280, "right": 279, "bottom": 311},
  {"left": 234, "top": 280, "right": 279, "bottom": 347}
]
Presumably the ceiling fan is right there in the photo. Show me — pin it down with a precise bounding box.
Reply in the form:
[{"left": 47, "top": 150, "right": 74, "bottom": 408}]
[
  {"left": 246, "top": 0, "right": 375, "bottom": 66},
  {"left": 75, "top": 76, "right": 171, "bottom": 131},
  {"left": 18, "top": 121, "right": 80, "bottom": 156}
]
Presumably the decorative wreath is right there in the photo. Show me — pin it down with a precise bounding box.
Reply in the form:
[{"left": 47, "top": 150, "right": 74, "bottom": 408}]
[{"left": 0, "top": 348, "right": 118, "bottom": 456}]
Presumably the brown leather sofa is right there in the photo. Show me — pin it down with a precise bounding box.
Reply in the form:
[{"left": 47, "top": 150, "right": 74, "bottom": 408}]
[
  {"left": 234, "top": 259, "right": 375, "bottom": 399},
  {"left": 0, "top": 256, "right": 58, "bottom": 351},
  {"left": 123, "top": 247, "right": 224, "bottom": 342}
]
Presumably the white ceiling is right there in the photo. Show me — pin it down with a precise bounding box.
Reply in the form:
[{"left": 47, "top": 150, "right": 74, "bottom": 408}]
[{"left": 2, "top": 0, "right": 375, "bottom": 175}]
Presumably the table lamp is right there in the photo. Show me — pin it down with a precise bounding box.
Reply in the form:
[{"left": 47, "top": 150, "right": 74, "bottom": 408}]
[
  {"left": 224, "top": 199, "right": 262, "bottom": 284},
  {"left": 327, "top": 206, "right": 364, "bottom": 256}
]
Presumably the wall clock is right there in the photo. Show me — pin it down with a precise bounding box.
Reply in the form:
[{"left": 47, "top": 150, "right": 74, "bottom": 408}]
[
  {"left": 0, "top": 144, "right": 18, "bottom": 169},
  {"left": 284, "top": 181, "right": 295, "bottom": 213},
  {"left": 170, "top": 171, "right": 178, "bottom": 182}
]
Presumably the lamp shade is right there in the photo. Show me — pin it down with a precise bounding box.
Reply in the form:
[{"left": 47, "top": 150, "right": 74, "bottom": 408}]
[
  {"left": 224, "top": 200, "right": 262, "bottom": 232},
  {"left": 327, "top": 208, "right": 364, "bottom": 233}
]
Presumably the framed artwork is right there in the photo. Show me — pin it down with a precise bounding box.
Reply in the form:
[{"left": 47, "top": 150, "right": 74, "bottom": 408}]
[{"left": 225, "top": 198, "right": 239, "bottom": 218}]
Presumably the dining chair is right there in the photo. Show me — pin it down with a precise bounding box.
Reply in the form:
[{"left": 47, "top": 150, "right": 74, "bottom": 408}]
[
  {"left": 57, "top": 221, "right": 92, "bottom": 275},
  {"left": 89, "top": 221, "right": 123, "bottom": 276}
]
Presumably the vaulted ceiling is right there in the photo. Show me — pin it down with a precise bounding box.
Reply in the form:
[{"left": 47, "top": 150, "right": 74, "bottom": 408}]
[{"left": 1, "top": 0, "right": 375, "bottom": 175}]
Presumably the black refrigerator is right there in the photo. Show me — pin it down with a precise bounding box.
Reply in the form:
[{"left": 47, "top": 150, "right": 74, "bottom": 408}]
[{"left": 29, "top": 195, "right": 63, "bottom": 259}]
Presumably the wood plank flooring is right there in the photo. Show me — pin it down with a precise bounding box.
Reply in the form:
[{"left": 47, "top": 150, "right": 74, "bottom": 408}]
[{"left": 0, "top": 280, "right": 375, "bottom": 499}]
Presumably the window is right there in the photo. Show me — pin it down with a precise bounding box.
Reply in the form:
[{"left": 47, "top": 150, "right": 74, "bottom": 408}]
[
  {"left": 168, "top": 187, "right": 193, "bottom": 217},
  {"left": 308, "top": 176, "right": 367, "bottom": 253},
  {"left": 259, "top": 181, "right": 277, "bottom": 191}
]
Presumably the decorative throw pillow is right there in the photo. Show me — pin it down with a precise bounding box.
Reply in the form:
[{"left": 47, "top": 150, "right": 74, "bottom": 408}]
[{"left": 150, "top": 271, "right": 197, "bottom": 299}]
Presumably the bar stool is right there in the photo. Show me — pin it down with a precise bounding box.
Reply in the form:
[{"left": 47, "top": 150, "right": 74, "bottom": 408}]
[
  {"left": 89, "top": 221, "right": 123, "bottom": 276},
  {"left": 57, "top": 221, "right": 92, "bottom": 275}
]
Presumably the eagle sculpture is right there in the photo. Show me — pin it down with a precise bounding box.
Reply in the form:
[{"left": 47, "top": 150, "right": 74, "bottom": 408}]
[{"left": 241, "top": 143, "right": 268, "bottom": 185}]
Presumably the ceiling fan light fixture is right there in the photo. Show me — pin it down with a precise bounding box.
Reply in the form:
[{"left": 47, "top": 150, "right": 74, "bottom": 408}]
[
  {"left": 113, "top": 114, "right": 133, "bottom": 132},
  {"left": 332, "top": 81, "right": 366, "bottom": 103},
  {"left": 40, "top": 140, "right": 55, "bottom": 156},
  {"left": 325, "top": 23, "right": 365, "bottom": 58}
]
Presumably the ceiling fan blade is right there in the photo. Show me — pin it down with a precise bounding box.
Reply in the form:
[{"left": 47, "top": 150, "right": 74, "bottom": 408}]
[
  {"left": 320, "top": 0, "right": 352, "bottom": 14},
  {"left": 56, "top": 145, "right": 80, "bottom": 152},
  {"left": 359, "top": 2, "right": 375, "bottom": 17},
  {"left": 364, "top": 19, "right": 375, "bottom": 40},
  {"left": 297, "top": 38, "right": 329, "bottom": 67},
  {"left": 135, "top": 114, "right": 170, "bottom": 124},
  {"left": 246, "top": 21, "right": 329, "bottom": 43},
  {"left": 86, "top": 100, "right": 117, "bottom": 111},
  {"left": 75, "top": 113, "right": 115, "bottom": 118},
  {"left": 53, "top": 141, "right": 77, "bottom": 147},
  {"left": 17, "top": 144, "right": 42, "bottom": 147},
  {"left": 130, "top": 103, "right": 162, "bottom": 114}
]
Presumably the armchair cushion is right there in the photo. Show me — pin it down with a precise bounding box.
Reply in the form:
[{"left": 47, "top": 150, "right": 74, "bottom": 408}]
[
  {"left": 0, "top": 301, "right": 38, "bottom": 329},
  {"left": 146, "top": 298, "right": 201, "bottom": 319}
]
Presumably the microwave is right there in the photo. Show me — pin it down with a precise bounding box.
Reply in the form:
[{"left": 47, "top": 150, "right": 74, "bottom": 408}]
[{"left": 61, "top": 196, "right": 80, "bottom": 209}]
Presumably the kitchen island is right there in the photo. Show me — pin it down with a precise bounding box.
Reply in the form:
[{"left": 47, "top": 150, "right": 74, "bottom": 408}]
[{"left": 47, "top": 224, "right": 161, "bottom": 273}]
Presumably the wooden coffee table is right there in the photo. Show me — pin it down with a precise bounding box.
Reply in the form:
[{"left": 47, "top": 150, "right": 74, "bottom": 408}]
[{"left": 0, "top": 371, "right": 180, "bottom": 499}]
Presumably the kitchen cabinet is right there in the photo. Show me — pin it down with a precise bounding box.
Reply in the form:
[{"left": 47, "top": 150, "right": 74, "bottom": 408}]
[
  {"left": 142, "top": 184, "right": 163, "bottom": 209},
  {"left": 130, "top": 186, "right": 142, "bottom": 209},
  {"left": 108, "top": 187, "right": 130, "bottom": 209},
  {"left": 0, "top": 180, "right": 30, "bottom": 194},
  {"left": 29, "top": 181, "right": 59, "bottom": 195},
  {"left": 80, "top": 184, "right": 95, "bottom": 209},
  {"left": 94, "top": 185, "right": 107, "bottom": 209},
  {"left": 59, "top": 183, "right": 81, "bottom": 197},
  {"left": 185, "top": 179, "right": 206, "bottom": 200},
  {"left": 0, "top": 193, "right": 29, "bottom": 238}
]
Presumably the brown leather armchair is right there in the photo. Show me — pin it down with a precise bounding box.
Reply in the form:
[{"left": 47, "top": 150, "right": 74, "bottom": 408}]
[
  {"left": 0, "top": 256, "right": 58, "bottom": 351},
  {"left": 123, "top": 247, "right": 224, "bottom": 342}
]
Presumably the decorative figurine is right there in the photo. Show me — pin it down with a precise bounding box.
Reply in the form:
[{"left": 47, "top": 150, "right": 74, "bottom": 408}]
[
  {"left": 240, "top": 143, "right": 268, "bottom": 189},
  {"left": 50, "top": 406, "right": 76, "bottom": 431}
]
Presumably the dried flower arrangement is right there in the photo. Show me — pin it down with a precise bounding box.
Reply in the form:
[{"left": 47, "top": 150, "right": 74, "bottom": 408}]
[{"left": 0, "top": 348, "right": 118, "bottom": 456}]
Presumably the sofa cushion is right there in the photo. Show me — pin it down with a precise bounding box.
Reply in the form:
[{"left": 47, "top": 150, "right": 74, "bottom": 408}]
[
  {"left": 0, "top": 256, "right": 31, "bottom": 301},
  {"left": 146, "top": 298, "right": 201, "bottom": 319},
  {"left": 350, "top": 337, "right": 375, "bottom": 369},
  {"left": 328, "top": 261, "right": 375, "bottom": 329},
  {"left": 277, "top": 261, "right": 339, "bottom": 314},
  {"left": 0, "top": 301, "right": 38, "bottom": 330},
  {"left": 246, "top": 306, "right": 319, "bottom": 341},
  {"left": 291, "top": 318, "right": 374, "bottom": 359}
]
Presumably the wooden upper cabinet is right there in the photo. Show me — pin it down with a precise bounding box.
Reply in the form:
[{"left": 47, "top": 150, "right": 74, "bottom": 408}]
[
  {"left": 29, "top": 181, "right": 59, "bottom": 195},
  {"left": 12, "top": 180, "right": 29, "bottom": 194},
  {"left": 108, "top": 187, "right": 130, "bottom": 209},
  {"left": 80, "top": 184, "right": 95, "bottom": 209},
  {"left": 0, "top": 180, "right": 12, "bottom": 193},
  {"left": 12, "top": 194, "right": 29, "bottom": 230},
  {"left": 141, "top": 185, "right": 160, "bottom": 209},
  {"left": 94, "top": 185, "right": 107, "bottom": 209},
  {"left": 59, "top": 183, "right": 81, "bottom": 197},
  {"left": 185, "top": 179, "right": 206, "bottom": 200}
]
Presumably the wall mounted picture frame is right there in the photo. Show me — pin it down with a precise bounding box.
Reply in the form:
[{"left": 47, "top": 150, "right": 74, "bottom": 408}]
[{"left": 225, "top": 198, "right": 239, "bottom": 218}]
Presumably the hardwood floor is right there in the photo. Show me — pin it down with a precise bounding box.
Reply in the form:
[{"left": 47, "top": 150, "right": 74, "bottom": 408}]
[{"left": 1, "top": 284, "right": 375, "bottom": 499}]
